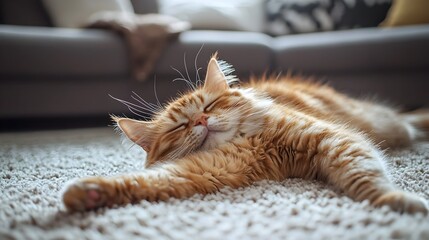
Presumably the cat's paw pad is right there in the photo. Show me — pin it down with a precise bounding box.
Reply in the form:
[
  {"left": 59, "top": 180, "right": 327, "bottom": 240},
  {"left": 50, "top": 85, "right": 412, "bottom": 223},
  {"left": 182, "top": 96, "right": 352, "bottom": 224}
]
[
  {"left": 373, "top": 191, "right": 428, "bottom": 215},
  {"left": 62, "top": 179, "right": 110, "bottom": 212}
]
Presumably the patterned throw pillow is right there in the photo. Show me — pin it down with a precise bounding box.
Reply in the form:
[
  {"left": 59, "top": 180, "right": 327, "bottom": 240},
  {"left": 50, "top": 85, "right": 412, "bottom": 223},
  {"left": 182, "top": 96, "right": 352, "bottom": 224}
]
[{"left": 265, "top": 0, "right": 392, "bottom": 36}]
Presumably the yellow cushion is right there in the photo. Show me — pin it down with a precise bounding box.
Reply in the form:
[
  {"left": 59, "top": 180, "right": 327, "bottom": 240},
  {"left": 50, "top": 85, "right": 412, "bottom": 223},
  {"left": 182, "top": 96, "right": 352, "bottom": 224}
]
[{"left": 381, "top": 0, "right": 429, "bottom": 27}]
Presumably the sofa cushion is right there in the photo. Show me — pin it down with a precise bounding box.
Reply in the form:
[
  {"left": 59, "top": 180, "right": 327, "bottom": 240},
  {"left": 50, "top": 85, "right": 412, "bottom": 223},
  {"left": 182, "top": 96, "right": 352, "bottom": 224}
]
[
  {"left": 273, "top": 25, "right": 429, "bottom": 74},
  {"left": 155, "top": 30, "right": 273, "bottom": 79},
  {"left": 0, "top": 25, "right": 130, "bottom": 78}
]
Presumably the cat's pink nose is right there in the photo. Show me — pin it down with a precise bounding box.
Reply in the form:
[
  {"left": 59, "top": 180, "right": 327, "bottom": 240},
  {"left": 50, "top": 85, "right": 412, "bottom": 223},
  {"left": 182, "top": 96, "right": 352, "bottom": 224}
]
[{"left": 194, "top": 114, "right": 209, "bottom": 126}]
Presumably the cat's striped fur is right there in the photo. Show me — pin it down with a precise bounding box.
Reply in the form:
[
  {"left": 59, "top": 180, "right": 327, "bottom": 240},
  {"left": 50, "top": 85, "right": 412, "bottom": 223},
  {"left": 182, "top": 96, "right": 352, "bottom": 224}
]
[{"left": 63, "top": 55, "right": 428, "bottom": 214}]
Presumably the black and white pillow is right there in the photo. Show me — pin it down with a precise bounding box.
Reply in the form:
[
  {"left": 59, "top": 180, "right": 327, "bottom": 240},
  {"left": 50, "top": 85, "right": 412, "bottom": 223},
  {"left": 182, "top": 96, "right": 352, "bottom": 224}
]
[{"left": 265, "top": 0, "right": 392, "bottom": 36}]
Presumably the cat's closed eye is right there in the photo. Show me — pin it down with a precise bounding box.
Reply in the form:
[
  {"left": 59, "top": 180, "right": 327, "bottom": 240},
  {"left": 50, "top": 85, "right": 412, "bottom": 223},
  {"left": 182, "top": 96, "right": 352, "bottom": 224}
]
[
  {"left": 204, "top": 98, "right": 220, "bottom": 112},
  {"left": 168, "top": 123, "right": 187, "bottom": 132}
]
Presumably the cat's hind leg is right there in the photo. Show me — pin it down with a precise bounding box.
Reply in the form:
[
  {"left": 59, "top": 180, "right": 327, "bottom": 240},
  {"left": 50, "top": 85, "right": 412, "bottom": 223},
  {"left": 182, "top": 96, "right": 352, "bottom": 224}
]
[
  {"left": 316, "top": 131, "right": 428, "bottom": 214},
  {"left": 348, "top": 104, "right": 416, "bottom": 149}
]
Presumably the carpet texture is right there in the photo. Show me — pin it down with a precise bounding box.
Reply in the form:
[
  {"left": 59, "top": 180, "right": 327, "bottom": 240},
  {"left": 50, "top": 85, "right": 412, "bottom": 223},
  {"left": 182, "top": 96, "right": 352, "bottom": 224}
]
[{"left": 1, "top": 128, "right": 428, "bottom": 240}]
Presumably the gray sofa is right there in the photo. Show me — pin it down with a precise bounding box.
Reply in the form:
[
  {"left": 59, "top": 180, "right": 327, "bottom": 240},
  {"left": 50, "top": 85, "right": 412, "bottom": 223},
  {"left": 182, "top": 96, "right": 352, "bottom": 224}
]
[{"left": 1, "top": 0, "right": 429, "bottom": 121}]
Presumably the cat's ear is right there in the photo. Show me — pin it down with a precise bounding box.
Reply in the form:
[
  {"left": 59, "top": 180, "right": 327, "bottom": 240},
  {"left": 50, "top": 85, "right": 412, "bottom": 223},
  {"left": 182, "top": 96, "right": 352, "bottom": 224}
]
[
  {"left": 204, "top": 55, "right": 229, "bottom": 93},
  {"left": 114, "top": 117, "right": 153, "bottom": 152}
]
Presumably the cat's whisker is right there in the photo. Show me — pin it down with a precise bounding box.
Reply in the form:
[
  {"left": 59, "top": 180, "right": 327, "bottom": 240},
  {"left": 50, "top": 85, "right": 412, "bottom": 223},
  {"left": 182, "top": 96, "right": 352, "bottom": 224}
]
[
  {"left": 166, "top": 140, "right": 188, "bottom": 159},
  {"left": 128, "top": 107, "right": 150, "bottom": 120},
  {"left": 153, "top": 76, "right": 163, "bottom": 108},
  {"left": 121, "top": 101, "right": 156, "bottom": 116},
  {"left": 131, "top": 95, "right": 159, "bottom": 113},
  {"left": 171, "top": 66, "right": 187, "bottom": 81},
  {"left": 171, "top": 67, "right": 195, "bottom": 91},
  {"left": 183, "top": 53, "right": 195, "bottom": 90},
  {"left": 118, "top": 101, "right": 156, "bottom": 118},
  {"left": 123, "top": 103, "right": 152, "bottom": 116},
  {"left": 132, "top": 91, "right": 161, "bottom": 111},
  {"left": 170, "top": 135, "right": 204, "bottom": 160},
  {"left": 110, "top": 95, "right": 156, "bottom": 114},
  {"left": 195, "top": 69, "right": 203, "bottom": 88},
  {"left": 165, "top": 139, "right": 192, "bottom": 160},
  {"left": 167, "top": 137, "right": 192, "bottom": 158},
  {"left": 274, "top": 71, "right": 283, "bottom": 81},
  {"left": 194, "top": 44, "right": 204, "bottom": 85}
]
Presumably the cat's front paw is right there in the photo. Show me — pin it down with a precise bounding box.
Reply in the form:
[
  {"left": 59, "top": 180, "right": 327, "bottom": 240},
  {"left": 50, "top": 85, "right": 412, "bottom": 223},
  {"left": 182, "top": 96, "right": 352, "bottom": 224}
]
[
  {"left": 373, "top": 191, "right": 428, "bottom": 215},
  {"left": 62, "top": 177, "right": 112, "bottom": 212}
]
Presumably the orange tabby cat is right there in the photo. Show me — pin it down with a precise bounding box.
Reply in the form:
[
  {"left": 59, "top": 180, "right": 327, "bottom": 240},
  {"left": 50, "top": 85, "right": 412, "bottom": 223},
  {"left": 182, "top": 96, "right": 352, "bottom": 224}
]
[{"left": 63, "top": 54, "right": 429, "bottom": 214}]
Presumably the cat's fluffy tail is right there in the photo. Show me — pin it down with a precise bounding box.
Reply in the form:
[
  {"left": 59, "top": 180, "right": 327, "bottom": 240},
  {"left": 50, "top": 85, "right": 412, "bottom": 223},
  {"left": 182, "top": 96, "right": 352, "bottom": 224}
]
[{"left": 402, "top": 109, "right": 429, "bottom": 140}]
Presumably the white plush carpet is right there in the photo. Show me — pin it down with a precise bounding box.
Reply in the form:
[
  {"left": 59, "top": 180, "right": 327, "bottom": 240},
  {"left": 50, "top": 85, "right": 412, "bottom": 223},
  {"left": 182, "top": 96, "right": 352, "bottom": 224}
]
[{"left": 1, "top": 127, "right": 429, "bottom": 240}]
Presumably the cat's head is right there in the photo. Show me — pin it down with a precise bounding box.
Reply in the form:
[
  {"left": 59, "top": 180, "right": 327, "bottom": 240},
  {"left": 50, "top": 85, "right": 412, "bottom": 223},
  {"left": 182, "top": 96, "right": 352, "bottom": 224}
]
[{"left": 114, "top": 55, "right": 270, "bottom": 167}]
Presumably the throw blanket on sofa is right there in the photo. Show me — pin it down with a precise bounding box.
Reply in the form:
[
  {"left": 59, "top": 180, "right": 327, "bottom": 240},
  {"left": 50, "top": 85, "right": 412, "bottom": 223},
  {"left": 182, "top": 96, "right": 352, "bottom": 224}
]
[{"left": 86, "top": 12, "right": 190, "bottom": 81}]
